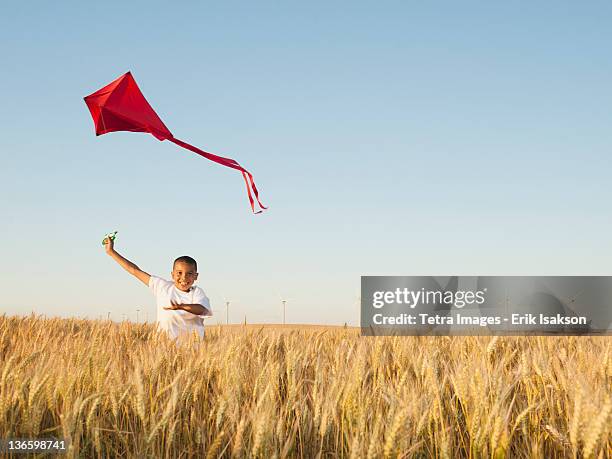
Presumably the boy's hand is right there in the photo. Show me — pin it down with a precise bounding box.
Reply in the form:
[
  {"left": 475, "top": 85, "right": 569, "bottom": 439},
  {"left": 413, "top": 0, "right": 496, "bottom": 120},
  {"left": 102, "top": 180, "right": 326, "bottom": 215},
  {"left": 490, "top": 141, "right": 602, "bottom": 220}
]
[
  {"left": 163, "top": 300, "right": 182, "bottom": 310},
  {"left": 103, "top": 236, "right": 115, "bottom": 254},
  {"left": 164, "top": 302, "right": 207, "bottom": 316}
]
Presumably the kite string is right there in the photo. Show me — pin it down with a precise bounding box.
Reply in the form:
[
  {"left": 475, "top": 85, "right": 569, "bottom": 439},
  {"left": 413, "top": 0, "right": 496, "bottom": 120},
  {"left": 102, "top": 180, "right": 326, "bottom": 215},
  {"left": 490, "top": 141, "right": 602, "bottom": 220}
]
[{"left": 167, "top": 137, "right": 266, "bottom": 213}]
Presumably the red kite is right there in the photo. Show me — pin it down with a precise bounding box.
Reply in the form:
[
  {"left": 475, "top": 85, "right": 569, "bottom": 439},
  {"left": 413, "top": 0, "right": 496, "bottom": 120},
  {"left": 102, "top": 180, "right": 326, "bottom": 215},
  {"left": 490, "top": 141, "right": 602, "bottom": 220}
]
[{"left": 84, "top": 72, "right": 266, "bottom": 213}]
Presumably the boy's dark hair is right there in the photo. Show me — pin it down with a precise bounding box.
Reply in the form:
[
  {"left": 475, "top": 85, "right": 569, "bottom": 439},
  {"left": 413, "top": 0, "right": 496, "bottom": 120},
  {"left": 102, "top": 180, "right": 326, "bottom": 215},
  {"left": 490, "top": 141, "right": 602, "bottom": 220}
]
[{"left": 173, "top": 256, "right": 197, "bottom": 271}]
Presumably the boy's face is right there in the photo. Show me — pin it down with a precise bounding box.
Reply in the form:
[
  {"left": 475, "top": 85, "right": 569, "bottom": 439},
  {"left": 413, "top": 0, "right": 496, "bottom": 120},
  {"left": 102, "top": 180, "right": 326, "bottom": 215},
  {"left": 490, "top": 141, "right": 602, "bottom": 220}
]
[{"left": 171, "top": 261, "right": 198, "bottom": 292}]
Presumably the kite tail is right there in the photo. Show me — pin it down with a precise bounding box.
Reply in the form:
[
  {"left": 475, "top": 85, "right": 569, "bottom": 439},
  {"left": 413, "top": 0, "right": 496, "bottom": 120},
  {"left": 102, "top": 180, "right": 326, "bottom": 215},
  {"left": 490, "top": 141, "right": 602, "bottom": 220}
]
[{"left": 168, "top": 137, "right": 267, "bottom": 213}]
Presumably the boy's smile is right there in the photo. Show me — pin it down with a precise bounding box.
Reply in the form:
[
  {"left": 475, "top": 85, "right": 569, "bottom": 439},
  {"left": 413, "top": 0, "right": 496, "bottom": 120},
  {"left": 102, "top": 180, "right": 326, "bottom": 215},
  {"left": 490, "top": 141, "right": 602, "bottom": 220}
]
[{"left": 171, "top": 261, "right": 198, "bottom": 292}]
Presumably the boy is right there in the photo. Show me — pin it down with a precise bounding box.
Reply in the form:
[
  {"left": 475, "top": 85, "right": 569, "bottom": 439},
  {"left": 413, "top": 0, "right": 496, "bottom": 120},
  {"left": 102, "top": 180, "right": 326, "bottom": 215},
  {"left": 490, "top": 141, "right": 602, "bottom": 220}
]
[{"left": 103, "top": 237, "right": 212, "bottom": 340}]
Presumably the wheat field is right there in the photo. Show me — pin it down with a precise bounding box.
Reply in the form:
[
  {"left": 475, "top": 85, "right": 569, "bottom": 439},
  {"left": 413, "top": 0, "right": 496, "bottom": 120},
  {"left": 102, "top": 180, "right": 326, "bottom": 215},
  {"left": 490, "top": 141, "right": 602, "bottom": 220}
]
[{"left": 0, "top": 314, "right": 610, "bottom": 458}]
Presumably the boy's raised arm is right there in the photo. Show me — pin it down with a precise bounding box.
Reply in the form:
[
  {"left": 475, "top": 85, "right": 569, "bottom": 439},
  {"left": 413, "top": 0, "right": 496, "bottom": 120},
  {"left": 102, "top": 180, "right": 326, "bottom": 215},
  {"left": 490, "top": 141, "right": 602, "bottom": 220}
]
[{"left": 103, "top": 237, "right": 151, "bottom": 286}]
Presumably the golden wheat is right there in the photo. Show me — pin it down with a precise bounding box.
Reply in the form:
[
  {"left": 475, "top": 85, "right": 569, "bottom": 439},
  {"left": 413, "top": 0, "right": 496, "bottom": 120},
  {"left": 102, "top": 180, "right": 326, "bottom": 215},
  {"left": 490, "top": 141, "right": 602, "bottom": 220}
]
[{"left": 0, "top": 315, "right": 610, "bottom": 458}]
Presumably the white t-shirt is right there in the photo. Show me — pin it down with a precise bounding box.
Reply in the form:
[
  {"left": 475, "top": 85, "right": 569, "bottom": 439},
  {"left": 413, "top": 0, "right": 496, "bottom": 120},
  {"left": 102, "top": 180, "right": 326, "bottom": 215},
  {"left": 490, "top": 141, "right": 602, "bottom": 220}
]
[{"left": 148, "top": 275, "right": 212, "bottom": 339}]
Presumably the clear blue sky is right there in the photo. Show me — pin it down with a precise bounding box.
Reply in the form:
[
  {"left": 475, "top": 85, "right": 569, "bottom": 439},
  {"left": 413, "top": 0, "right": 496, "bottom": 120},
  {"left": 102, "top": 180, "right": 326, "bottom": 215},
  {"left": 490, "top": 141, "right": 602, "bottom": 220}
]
[{"left": 1, "top": 2, "right": 611, "bottom": 325}]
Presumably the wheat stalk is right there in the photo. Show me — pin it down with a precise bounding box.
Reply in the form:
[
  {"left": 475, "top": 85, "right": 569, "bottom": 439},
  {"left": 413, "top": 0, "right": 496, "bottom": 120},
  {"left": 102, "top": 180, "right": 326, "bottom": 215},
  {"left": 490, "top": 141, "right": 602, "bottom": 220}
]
[
  {"left": 569, "top": 385, "right": 583, "bottom": 452},
  {"left": 206, "top": 430, "right": 225, "bottom": 459},
  {"left": 582, "top": 396, "right": 612, "bottom": 458},
  {"left": 383, "top": 408, "right": 407, "bottom": 458},
  {"left": 232, "top": 418, "right": 247, "bottom": 457}
]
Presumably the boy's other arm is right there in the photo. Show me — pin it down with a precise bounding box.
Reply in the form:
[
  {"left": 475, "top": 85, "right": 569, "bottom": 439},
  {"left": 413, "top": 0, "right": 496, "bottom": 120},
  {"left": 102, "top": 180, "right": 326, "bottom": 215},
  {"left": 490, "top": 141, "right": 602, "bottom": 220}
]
[
  {"left": 104, "top": 237, "right": 151, "bottom": 286},
  {"left": 164, "top": 301, "right": 212, "bottom": 316}
]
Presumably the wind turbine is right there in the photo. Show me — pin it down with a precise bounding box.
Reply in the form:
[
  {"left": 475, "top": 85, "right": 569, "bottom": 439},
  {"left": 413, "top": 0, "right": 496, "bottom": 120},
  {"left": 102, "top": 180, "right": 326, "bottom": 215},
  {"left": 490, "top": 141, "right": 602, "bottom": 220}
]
[
  {"left": 223, "top": 296, "right": 231, "bottom": 325},
  {"left": 353, "top": 288, "right": 361, "bottom": 309},
  {"left": 348, "top": 289, "right": 361, "bottom": 328},
  {"left": 277, "top": 292, "right": 293, "bottom": 325}
]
